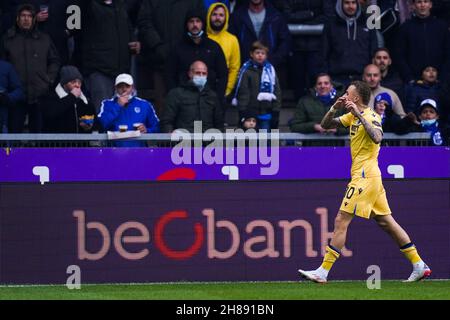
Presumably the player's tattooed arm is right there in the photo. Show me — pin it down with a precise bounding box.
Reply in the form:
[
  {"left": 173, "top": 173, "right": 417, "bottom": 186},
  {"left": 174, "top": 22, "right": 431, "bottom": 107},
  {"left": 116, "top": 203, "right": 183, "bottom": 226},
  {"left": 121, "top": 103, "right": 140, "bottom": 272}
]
[
  {"left": 357, "top": 114, "right": 383, "bottom": 144},
  {"left": 320, "top": 109, "right": 342, "bottom": 129},
  {"left": 321, "top": 96, "right": 347, "bottom": 129}
]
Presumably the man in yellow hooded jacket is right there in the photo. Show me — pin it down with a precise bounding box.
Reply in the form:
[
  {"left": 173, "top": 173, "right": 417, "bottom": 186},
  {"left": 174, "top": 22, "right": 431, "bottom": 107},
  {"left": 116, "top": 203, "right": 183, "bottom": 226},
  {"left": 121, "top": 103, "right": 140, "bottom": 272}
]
[{"left": 206, "top": 2, "right": 241, "bottom": 97}]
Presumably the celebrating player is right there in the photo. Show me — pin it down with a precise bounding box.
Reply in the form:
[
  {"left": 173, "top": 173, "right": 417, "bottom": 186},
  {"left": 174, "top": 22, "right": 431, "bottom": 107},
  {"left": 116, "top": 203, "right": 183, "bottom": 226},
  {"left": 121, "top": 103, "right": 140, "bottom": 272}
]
[{"left": 298, "top": 81, "right": 431, "bottom": 283}]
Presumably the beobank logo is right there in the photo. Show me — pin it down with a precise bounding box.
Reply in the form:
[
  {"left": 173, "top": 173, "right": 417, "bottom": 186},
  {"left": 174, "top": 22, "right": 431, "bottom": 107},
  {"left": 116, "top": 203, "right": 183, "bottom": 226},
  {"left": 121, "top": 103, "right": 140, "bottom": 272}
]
[{"left": 73, "top": 208, "right": 352, "bottom": 261}]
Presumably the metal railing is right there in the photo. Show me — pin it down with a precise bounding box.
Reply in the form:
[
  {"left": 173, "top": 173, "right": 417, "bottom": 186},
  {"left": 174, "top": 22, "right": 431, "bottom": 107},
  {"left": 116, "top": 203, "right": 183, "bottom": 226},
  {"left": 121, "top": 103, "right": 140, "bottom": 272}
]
[{"left": 0, "top": 132, "right": 433, "bottom": 148}]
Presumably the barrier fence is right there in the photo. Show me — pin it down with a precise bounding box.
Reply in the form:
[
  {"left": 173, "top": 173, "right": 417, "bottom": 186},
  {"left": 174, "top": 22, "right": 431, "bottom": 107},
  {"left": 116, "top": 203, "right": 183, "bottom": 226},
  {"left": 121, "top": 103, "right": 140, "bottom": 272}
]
[{"left": 0, "top": 132, "right": 433, "bottom": 148}]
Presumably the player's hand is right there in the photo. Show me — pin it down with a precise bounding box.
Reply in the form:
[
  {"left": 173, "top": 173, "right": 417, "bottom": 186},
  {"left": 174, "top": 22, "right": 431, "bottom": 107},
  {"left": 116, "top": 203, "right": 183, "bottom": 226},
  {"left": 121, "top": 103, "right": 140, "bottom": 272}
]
[
  {"left": 332, "top": 96, "right": 347, "bottom": 110},
  {"left": 345, "top": 100, "right": 359, "bottom": 116}
]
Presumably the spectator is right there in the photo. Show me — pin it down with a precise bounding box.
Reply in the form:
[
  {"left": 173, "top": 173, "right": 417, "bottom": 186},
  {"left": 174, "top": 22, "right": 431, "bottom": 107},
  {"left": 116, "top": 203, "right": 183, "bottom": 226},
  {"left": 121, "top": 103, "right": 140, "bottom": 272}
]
[
  {"left": 166, "top": 10, "right": 228, "bottom": 100},
  {"left": 137, "top": 0, "right": 204, "bottom": 116},
  {"left": 2, "top": 4, "right": 60, "bottom": 132},
  {"left": 363, "top": 64, "right": 406, "bottom": 118},
  {"left": 230, "top": 0, "right": 291, "bottom": 68},
  {"left": 239, "top": 109, "right": 259, "bottom": 130},
  {"left": 372, "top": 47, "right": 405, "bottom": 103},
  {"left": 396, "top": 98, "right": 449, "bottom": 145},
  {"left": 206, "top": 2, "right": 241, "bottom": 98},
  {"left": 74, "top": 0, "right": 140, "bottom": 113},
  {"left": 232, "top": 41, "right": 281, "bottom": 130},
  {"left": 273, "top": 0, "right": 334, "bottom": 99},
  {"left": 405, "top": 65, "right": 442, "bottom": 113},
  {"left": 373, "top": 91, "right": 402, "bottom": 132},
  {"left": 322, "top": 0, "right": 378, "bottom": 87},
  {"left": 161, "top": 61, "right": 224, "bottom": 133},
  {"left": 1, "top": 1, "right": 75, "bottom": 65},
  {"left": 290, "top": 73, "right": 348, "bottom": 135},
  {"left": 0, "top": 58, "right": 23, "bottom": 132},
  {"left": 98, "top": 73, "right": 160, "bottom": 147},
  {"left": 396, "top": 0, "right": 450, "bottom": 83},
  {"left": 41, "top": 65, "right": 96, "bottom": 133}
]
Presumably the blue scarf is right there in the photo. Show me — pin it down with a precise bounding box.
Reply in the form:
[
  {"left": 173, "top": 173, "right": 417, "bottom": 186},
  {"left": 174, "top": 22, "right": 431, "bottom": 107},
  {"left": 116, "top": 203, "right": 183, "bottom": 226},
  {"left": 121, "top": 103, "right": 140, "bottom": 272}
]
[
  {"left": 421, "top": 120, "right": 443, "bottom": 146},
  {"left": 232, "top": 59, "right": 277, "bottom": 107},
  {"left": 316, "top": 88, "right": 337, "bottom": 106}
]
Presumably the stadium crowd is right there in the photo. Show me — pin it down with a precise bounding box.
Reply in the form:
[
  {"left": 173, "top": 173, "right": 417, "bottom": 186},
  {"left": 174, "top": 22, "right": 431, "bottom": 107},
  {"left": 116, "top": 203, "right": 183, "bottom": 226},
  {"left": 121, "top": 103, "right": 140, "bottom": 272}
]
[{"left": 0, "top": 0, "right": 449, "bottom": 145}]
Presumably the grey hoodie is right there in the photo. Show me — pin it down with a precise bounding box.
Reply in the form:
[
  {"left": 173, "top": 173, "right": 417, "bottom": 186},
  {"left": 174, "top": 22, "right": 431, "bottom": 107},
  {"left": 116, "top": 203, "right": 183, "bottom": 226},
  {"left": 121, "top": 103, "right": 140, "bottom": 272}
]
[{"left": 335, "top": 0, "right": 362, "bottom": 40}]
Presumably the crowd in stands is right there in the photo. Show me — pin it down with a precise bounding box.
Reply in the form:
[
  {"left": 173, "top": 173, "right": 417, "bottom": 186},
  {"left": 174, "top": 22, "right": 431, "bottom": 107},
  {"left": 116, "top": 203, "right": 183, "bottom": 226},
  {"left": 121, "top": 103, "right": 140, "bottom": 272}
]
[{"left": 0, "top": 0, "right": 448, "bottom": 145}]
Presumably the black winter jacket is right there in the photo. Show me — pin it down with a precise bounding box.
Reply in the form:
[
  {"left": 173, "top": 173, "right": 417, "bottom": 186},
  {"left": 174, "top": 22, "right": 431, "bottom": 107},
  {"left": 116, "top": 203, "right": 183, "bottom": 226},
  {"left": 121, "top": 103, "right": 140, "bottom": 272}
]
[
  {"left": 161, "top": 82, "right": 223, "bottom": 133},
  {"left": 75, "top": 0, "right": 134, "bottom": 78},
  {"left": 273, "top": 0, "right": 334, "bottom": 52},
  {"left": 396, "top": 15, "right": 450, "bottom": 83},
  {"left": 166, "top": 33, "right": 228, "bottom": 99},
  {"left": 2, "top": 26, "right": 60, "bottom": 103}
]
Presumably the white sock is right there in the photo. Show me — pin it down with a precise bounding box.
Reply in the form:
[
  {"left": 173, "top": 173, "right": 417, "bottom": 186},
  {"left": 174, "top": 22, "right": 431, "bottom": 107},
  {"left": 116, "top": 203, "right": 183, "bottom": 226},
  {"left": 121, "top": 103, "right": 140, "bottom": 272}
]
[
  {"left": 315, "top": 266, "right": 329, "bottom": 278},
  {"left": 413, "top": 260, "right": 425, "bottom": 270}
]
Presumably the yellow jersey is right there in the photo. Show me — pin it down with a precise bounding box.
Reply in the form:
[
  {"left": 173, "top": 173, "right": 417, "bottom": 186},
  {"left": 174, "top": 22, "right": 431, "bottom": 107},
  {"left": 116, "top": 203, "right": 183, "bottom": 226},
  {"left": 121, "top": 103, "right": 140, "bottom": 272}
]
[{"left": 339, "top": 108, "right": 383, "bottom": 179}]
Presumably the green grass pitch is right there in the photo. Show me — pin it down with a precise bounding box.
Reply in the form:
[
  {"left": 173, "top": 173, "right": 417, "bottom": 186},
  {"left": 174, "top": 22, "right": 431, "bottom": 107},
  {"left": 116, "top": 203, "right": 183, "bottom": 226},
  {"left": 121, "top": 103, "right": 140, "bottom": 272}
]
[{"left": 0, "top": 281, "right": 449, "bottom": 300}]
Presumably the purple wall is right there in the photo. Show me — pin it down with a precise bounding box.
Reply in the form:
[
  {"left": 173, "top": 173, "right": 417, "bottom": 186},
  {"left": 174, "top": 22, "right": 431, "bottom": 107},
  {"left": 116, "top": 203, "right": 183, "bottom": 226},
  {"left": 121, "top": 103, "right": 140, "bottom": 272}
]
[
  {"left": 1, "top": 180, "right": 448, "bottom": 284},
  {"left": 0, "top": 147, "right": 449, "bottom": 182}
]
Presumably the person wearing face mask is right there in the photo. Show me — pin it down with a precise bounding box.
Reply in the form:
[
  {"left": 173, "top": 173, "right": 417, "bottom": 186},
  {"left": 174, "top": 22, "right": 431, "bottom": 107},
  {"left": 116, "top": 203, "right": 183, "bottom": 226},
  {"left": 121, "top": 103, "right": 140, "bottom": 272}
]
[
  {"left": 97, "top": 73, "right": 160, "bottom": 147},
  {"left": 166, "top": 9, "right": 228, "bottom": 100},
  {"left": 394, "top": 98, "right": 448, "bottom": 145},
  {"left": 161, "top": 60, "right": 224, "bottom": 133},
  {"left": 290, "top": 73, "right": 348, "bottom": 136}
]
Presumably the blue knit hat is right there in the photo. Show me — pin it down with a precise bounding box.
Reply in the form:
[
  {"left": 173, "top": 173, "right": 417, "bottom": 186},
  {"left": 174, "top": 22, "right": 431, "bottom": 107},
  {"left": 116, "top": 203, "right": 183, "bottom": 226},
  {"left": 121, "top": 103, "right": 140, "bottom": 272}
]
[{"left": 374, "top": 92, "right": 392, "bottom": 109}]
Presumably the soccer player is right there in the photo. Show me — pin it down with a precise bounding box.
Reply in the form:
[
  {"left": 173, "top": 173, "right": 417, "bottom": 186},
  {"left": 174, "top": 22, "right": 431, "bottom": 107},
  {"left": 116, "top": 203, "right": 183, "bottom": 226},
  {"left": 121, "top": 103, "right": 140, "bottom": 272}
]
[{"left": 298, "top": 81, "right": 431, "bottom": 283}]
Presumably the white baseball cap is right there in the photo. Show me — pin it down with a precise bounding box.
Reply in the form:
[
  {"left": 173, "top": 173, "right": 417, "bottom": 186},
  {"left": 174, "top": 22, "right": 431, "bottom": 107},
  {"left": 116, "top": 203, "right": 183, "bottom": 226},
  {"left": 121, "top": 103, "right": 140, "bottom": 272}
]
[
  {"left": 115, "top": 73, "right": 134, "bottom": 86},
  {"left": 420, "top": 98, "right": 437, "bottom": 110}
]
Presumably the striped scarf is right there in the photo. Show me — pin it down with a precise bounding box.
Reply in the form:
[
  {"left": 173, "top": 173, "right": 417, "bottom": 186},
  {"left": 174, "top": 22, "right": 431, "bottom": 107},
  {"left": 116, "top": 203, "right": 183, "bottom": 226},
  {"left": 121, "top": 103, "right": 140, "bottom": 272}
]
[{"left": 232, "top": 59, "right": 277, "bottom": 107}]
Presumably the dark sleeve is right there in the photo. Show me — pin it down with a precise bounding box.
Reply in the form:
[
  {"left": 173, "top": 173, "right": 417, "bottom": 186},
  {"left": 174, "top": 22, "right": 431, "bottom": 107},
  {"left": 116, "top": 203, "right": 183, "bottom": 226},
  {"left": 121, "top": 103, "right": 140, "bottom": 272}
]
[
  {"left": 47, "top": 38, "right": 62, "bottom": 84},
  {"left": 269, "top": 14, "right": 292, "bottom": 67},
  {"left": 6, "top": 63, "right": 24, "bottom": 103},
  {"left": 443, "top": 25, "right": 450, "bottom": 83},
  {"left": 290, "top": 99, "right": 316, "bottom": 133},
  {"left": 137, "top": 0, "right": 164, "bottom": 51},
  {"left": 236, "top": 70, "right": 251, "bottom": 112},
  {"left": 43, "top": 94, "right": 78, "bottom": 119},
  {"left": 273, "top": 74, "right": 282, "bottom": 112},
  {"left": 405, "top": 84, "right": 418, "bottom": 113},
  {"left": 395, "top": 24, "right": 414, "bottom": 83},
  {"left": 213, "top": 94, "right": 224, "bottom": 131},
  {"left": 160, "top": 90, "right": 179, "bottom": 133},
  {"left": 369, "top": 28, "right": 379, "bottom": 60},
  {"left": 320, "top": 21, "right": 330, "bottom": 74},
  {"left": 214, "top": 43, "right": 229, "bottom": 99},
  {"left": 165, "top": 47, "right": 180, "bottom": 91}
]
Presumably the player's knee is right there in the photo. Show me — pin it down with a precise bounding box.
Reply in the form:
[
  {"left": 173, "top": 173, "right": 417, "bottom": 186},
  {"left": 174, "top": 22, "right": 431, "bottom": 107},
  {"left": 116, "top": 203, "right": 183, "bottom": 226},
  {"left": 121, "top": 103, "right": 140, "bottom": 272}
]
[{"left": 375, "top": 217, "right": 389, "bottom": 230}]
